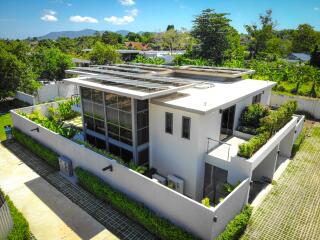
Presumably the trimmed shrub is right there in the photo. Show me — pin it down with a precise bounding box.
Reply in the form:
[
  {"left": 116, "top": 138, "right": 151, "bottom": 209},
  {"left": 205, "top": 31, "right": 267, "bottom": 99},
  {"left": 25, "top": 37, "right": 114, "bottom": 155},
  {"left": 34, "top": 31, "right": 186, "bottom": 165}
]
[
  {"left": 239, "top": 104, "right": 270, "bottom": 129},
  {"left": 216, "top": 205, "right": 252, "bottom": 240},
  {"left": 12, "top": 128, "right": 59, "bottom": 169},
  {"left": 238, "top": 101, "right": 297, "bottom": 158},
  {"left": 75, "top": 167, "right": 196, "bottom": 240},
  {"left": 0, "top": 189, "right": 31, "bottom": 240}
]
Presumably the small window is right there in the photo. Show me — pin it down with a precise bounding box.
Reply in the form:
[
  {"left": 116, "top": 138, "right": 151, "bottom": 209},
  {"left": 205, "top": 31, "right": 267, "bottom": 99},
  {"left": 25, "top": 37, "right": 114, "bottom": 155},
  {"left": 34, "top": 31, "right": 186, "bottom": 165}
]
[
  {"left": 182, "top": 116, "right": 191, "bottom": 139},
  {"left": 252, "top": 94, "right": 262, "bottom": 104},
  {"left": 165, "top": 112, "right": 173, "bottom": 134}
]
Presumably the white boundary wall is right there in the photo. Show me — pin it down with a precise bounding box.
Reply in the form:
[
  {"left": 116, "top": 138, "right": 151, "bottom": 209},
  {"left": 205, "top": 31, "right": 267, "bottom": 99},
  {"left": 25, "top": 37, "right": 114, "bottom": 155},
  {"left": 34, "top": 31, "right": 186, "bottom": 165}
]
[
  {"left": 15, "top": 82, "right": 78, "bottom": 105},
  {"left": 11, "top": 104, "right": 250, "bottom": 240},
  {"left": 271, "top": 93, "right": 320, "bottom": 119},
  {"left": 0, "top": 202, "right": 13, "bottom": 239}
]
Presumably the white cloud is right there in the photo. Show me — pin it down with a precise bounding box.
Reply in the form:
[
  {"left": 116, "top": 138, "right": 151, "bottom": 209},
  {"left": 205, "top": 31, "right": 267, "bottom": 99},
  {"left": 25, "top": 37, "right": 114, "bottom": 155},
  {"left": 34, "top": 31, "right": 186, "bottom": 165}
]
[
  {"left": 69, "top": 15, "right": 98, "bottom": 23},
  {"left": 314, "top": 7, "right": 319, "bottom": 11},
  {"left": 119, "top": 0, "right": 135, "bottom": 6},
  {"left": 41, "top": 10, "right": 58, "bottom": 22},
  {"left": 104, "top": 8, "right": 138, "bottom": 25}
]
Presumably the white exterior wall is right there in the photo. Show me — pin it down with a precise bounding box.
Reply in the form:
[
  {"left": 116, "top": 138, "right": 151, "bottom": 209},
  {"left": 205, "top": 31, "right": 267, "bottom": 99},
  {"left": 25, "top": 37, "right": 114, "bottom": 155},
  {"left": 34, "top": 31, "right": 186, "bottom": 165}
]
[
  {"left": 271, "top": 93, "right": 320, "bottom": 119},
  {"left": 15, "top": 91, "right": 36, "bottom": 105}
]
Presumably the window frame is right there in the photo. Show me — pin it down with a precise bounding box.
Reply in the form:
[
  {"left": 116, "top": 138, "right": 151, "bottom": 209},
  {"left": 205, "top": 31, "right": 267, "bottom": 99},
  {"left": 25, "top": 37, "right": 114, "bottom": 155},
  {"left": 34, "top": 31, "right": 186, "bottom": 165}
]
[{"left": 181, "top": 116, "right": 191, "bottom": 140}]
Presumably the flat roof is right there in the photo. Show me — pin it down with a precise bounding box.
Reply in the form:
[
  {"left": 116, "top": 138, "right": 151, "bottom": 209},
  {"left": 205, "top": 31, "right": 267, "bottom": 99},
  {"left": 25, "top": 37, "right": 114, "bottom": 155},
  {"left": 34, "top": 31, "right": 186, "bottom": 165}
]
[
  {"left": 151, "top": 79, "right": 276, "bottom": 114},
  {"left": 64, "top": 64, "right": 270, "bottom": 107}
]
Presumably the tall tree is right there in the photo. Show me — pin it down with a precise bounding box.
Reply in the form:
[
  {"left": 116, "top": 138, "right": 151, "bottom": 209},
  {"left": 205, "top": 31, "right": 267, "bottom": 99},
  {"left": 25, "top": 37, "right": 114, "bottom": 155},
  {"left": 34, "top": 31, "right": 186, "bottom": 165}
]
[
  {"left": 191, "top": 8, "right": 240, "bottom": 64},
  {"left": 159, "top": 28, "right": 181, "bottom": 53},
  {"left": 102, "top": 31, "right": 123, "bottom": 45},
  {"left": 126, "top": 32, "right": 142, "bottom": 42},
  {"left": 166, "top": 25, "right": 175, "bottom": 31},
  {"left": 292, "top": 24, "right": 317, "bottom": 53},
  {"left": 89, "top": 42, "right": 122, "bottom": 65}
]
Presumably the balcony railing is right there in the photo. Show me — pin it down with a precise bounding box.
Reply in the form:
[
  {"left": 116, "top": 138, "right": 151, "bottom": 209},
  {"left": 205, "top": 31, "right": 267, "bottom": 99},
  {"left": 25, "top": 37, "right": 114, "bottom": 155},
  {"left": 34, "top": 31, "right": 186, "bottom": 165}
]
[{"left": 207, "top": 137, "right": 232, "bottom": 161}]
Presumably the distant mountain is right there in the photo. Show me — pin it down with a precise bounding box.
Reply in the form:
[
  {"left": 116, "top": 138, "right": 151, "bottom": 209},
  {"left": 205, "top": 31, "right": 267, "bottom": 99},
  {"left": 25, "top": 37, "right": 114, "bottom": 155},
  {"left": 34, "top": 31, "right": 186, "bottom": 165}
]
[{"left": 38, "top": 29, "right": 130, "bottom": 40}]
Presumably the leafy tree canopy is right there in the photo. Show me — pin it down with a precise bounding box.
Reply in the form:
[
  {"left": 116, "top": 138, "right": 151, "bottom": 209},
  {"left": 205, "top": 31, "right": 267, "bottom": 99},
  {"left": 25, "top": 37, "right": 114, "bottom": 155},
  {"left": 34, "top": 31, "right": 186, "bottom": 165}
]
[{"left": 89, "top": 42, "right": 122, "bottom": 65}]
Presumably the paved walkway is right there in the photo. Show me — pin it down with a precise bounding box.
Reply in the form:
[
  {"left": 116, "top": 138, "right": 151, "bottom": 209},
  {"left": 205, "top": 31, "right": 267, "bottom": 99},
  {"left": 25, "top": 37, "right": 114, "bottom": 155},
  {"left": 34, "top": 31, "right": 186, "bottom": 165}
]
[
  {"left": 242, "top": 122, "right": 320, "bottom": 240},
  {"left": 0, "top": 141, "right": 155, "bottom": 240}
]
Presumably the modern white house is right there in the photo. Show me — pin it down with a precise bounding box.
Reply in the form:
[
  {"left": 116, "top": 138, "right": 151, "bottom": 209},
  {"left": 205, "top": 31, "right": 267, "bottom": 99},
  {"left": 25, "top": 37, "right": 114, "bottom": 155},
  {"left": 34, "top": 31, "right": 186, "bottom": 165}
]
[{"left": 11, "top": 63, "right": 304, "bottom": 240}]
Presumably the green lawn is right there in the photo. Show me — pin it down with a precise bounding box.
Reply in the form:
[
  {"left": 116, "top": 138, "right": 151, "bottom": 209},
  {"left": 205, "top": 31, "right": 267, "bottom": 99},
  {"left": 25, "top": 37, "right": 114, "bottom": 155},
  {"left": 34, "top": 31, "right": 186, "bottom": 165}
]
[{"left": 0, "top": 113, "right": 13, "bottom": 141}]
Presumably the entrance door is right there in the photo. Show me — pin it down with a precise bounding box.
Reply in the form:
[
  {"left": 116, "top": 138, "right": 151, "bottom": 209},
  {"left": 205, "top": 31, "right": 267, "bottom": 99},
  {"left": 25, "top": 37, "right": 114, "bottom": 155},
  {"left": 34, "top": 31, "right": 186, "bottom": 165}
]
[{"left": 220, "top": 105, "right": 236, "bottom": 141}]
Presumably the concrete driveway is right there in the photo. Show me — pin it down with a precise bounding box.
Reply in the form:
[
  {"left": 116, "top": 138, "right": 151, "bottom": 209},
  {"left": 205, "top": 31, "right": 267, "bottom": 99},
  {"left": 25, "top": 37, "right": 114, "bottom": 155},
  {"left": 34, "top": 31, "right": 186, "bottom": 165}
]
[{"left": 0, "top": 143, "right": 118, "bottom": 240}]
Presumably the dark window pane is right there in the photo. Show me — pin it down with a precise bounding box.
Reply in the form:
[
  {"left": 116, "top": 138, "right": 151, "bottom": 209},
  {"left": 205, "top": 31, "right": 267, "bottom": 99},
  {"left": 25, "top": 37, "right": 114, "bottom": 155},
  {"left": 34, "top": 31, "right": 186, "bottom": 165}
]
[
  {"left": 121, "top": 148, "right": 133, "bottom": 162},
  {"left": 137, "top": 128, "right": 149, "bottom": 145},
  {"left": 93, "top": 103, "right": 104, "bottom": 120},
  {"left": 94, "top": 119, "right": 105, "bottom": 134},
  {"left": 84, "top": 116, "right": 94, "bottom": 131},
  {"left": 118, "top": 96, "right": 131, "bottom": 112},
  {"left": 83, "top": 100, "right": 92, "bottom": 116},
  {"left": 137, "top": 111, "right": 148, "bottom": 129},
  {"left": 81, "top": 87, "right": 91, "bottom": 100},
  {"left": 109, "top": 143, "right": 121, "bottom": 156},
  {"left": 108, "top": 123, "right": 119, "bottom": 136},
  {"left": 182, "top": 117, "right": 191, "bottom": 139},
  {"left": 105, "top": 93, "right": 118, "bottom": 108},
  {"left": 138, "top": 148, "right": 149, "bottom": 165},
  {"left": 106, "top": 108, "right": 119, "bottom": 125},
  {"left": 108, "top": 133, "right": 120, "bottom": 141},
  {"left": 119, "top": 111, "right": 132, "bottom": 129},
  {"left": 137, "top": 99, "right": 148, "bottom": 111},
  {"left": 96, "top": 138, "right": 106, "bottom": 149},
  {"left": 252, "top": 94, "right": 262, "bottom": 104},
  {"left": 120, "top": 137, "right": 132, "bottom": 146},
  {"left": 165, "top": 112, "right": 173, "bottom": 134},
  {"left": 120, "top": 128, "right": 132, "bottom": 140},
  {"left": 92, "top": 90, "right": 103, "bottom": 104}
]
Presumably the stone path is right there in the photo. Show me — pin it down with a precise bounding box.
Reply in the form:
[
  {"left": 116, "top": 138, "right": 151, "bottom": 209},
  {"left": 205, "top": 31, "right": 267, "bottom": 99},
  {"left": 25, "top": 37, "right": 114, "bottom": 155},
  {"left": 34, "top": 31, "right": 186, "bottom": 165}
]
[
  {"left": 242, "top": 122, "right": 320, "bottom": 240},
  {"left": 1, "top": 141, "right": 155, "bottom": 240}
]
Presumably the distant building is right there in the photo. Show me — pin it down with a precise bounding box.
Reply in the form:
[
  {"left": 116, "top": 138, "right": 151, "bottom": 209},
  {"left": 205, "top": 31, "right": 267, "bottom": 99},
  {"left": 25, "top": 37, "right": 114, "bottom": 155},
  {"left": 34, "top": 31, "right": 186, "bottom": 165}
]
[
  {"left": 287, "top": 53, "right": 311, "bottom": 63},
  {"left": 72, "top": 58, "right": 91, "bottom": 67},
  {"left": 125, "top": 41, "right": 149, "bottom": 50}
]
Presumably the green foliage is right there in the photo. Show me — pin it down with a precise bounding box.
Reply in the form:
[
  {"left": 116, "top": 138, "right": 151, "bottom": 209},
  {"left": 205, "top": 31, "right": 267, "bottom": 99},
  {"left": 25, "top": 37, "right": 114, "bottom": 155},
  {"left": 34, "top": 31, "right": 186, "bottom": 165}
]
[
  {"left": 75, "top": 167, "right": 196, "bottom": 240},
  {"left": 191, "top": 9, "right": 243, "bottom": 65},
  {"left": 201, "top": 197, "right": 211, "bottom": 207},
  {"left": 19, "top": 108, "right": 78, "bottom": 139},
  {"left": 239, "top": 104, "right": 270, "bottom": 129},
  {"left": 12, "top": 128, "right": 59, "bottom": 169},
  {"left": 31, "top": 46, "right": 74, "bottom": 81},
  {"left": 238, "top": 101, "right": 297, "bottom": 158},
  {"left": 2, "top": 190, "right": 31, "bottom": 240},
  {"left": 292, "top": 24, "right": 318, "bottom": 53},
  {"left": 132, "top": 55, "right": 165, "bottom": 65},
  {"left": 102, "top": 31, "right": 123, "bottom": 45},
  {"left": 89, "top": 42, "right": 122, "bottom": 65},
  {"left": 48, "top": 98, "right": 80, "bottom": 122},
  {"left": 216, "top": 205, "right": 253, "bottom": 240}
]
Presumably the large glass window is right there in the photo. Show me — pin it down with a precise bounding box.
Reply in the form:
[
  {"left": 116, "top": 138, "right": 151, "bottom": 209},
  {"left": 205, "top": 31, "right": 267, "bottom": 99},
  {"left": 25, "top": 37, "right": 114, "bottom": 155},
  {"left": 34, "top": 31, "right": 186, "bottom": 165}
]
[
  {"left": 94, "top": 119, "right": 105, "bottom": 134},
  {"left": 182, "top": 116, "right": 191, "bottom": 139},
  {"left": 81, "top": 87, "right": 91, "bottom": 100},
  {"left": 119, "top": 111, "right": 132, "bottom": 129},
  {"left": 84, "top": 116, "right": 94, "bottom": 131},
  {"left": 118, "top": 96, "right": 132, "bottom": 112},
  {"left": 92, "top": 89, "right": 103, "bottom": 104},
  {"left": 165, "top": 112, "right": 173, "bottom": 134},
  {"left": 137, "top": 111, "right": 148, "bottom": 129},
  {"left": 83, "top": 100, "right": 92, "bottom": 116},
  {"left": 105, "top": 93, "right": 118, "bottom": 108},
  {"left": 137, "top": 99, "right": 148, "bottom": 111}
]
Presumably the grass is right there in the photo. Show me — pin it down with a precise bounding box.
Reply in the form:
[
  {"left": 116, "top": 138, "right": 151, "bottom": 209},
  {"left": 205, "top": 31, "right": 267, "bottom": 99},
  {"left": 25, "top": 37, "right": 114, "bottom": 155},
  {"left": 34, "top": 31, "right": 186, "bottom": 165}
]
[
  {"left": 0, "top": 189, "right": 31, "bottom": 240},
  {"left": 0, "top": 113, "right": 13, "bottom": 141}
]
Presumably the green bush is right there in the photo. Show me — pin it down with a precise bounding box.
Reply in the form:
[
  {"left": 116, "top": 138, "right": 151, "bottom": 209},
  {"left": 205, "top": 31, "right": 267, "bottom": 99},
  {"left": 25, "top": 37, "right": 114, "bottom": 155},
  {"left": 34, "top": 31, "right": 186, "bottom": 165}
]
[
  {"left": 238, "top": 101, "right": 297, "bottom": 158},
  {"left": 216, "top": 205, "right": 252, "bottom": 240},
  {"left": 239, "top": 104, "right": 270, "bottom": 129},
  {"left": 173, "top": 55, "right": 210, "bottom": 66},
  {"left": 201, "top": 197, "right": 210, "bottom": 207},
  {"left": 48, "top": 98, "right": 80, "bottom": 122},
  {"left": 0, "top": 189, "right": 31, "bottom": 240},
  {"left": 13, "top": 128, "right": 59, "bottom": 169},
  {"left": 75, "top": 167, "right": 196, "bottom": 240},
  {"left": 132, "top": 54, "right": 165, "bottom": 65}
]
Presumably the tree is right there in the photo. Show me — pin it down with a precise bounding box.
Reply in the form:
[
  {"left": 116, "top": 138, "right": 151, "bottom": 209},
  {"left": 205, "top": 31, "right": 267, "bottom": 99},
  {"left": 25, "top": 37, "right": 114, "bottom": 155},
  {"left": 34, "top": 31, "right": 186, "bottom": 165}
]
[
  {"left": 126, "top": 32, "right": 142, "bottom": 42},
  {"left": 245, "top": 9, "right": 276, "bottom": 59},
  {"left": 310, "top": 45, "right": 320, "bottom": 68},
  {"left": 166, "top": 25, "right": 175, "bottom": 31},
  {"left": 191, "top": 9, "right": 240, "bottom": 64},
  {"left": 32, "top": 47, "right": 74, "bottom": 81},
  {"left": 102, "top": 31, "right": 123, "bottom": 45},
  {"left": 89, "top": 42, "right": 122, "bottom": 65},
  {"left": 159, "top": 29, "right": 181, "bottom": 54},
  {"left": 0, "top": 48, "right": 39, "bottom": 100},
  {"left": 292, "top": 24, "right": 317, "bottom": 53}
]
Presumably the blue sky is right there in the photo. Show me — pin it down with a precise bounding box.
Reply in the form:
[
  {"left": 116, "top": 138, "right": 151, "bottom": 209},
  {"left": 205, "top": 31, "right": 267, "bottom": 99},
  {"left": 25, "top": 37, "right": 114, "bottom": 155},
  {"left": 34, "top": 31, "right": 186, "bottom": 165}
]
[{"left": 0, "top": 0, "right": 320, "bottom": 39}]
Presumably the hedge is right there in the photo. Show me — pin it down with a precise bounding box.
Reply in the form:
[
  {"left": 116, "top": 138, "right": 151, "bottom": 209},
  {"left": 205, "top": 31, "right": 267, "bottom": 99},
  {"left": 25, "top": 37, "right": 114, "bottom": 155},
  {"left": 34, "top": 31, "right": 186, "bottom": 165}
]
[
  {"left": 75, "top": 167, "right": 196, "bottom": 240},
  {"left": 238, "top": 101, "right": 297, "bottom": 158},
  {"left": 216, "top": 205, "right": 252, "bottom": 240},
  {"left": 12, "top": 128, "right": 59, "bottom": 169},
  {"left": 0, "top": 189, "right": 31, "bottom": 240}
]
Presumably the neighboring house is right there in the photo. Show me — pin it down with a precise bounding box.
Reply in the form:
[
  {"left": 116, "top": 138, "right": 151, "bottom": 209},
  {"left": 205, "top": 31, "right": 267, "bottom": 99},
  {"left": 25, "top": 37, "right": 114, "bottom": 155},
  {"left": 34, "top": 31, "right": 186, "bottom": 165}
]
[
  {"left": 125, "top": 41, "right": 149, "bottom": 50},
  {"left": 12, "top": 63, "right": 304, "bottom": 239},
  {"left": 72, "top": 58, "right": 91, "bottom": 67},
  {"left": 287, "top": 53, "right": 311, "bottom": 62}
]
